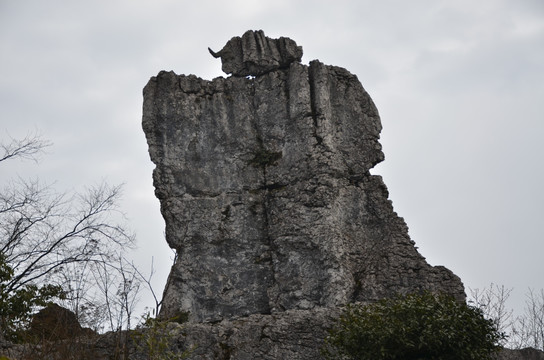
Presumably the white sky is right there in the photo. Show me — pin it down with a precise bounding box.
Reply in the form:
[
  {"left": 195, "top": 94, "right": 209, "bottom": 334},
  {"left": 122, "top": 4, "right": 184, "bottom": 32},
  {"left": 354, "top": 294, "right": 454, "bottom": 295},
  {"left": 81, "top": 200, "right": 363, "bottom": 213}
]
[{"left": 1, "top": 0, "right": 543, "bottom": 319}]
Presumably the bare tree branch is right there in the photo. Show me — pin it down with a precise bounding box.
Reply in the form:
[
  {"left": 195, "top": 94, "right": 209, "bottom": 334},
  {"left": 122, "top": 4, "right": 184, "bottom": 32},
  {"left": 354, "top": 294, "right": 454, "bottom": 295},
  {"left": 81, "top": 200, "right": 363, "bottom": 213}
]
[
  {"left": 0, "top": 131, "right": 52, "bottom": 163},
  {"left": 469, "top": 283, "right": 514, "bottom": 340},
  {"left": 1, "top": 181, "right": 135, "bottom": 294},
  {"left": 470, "top": 284, "right": 544, "bottom": 351},
  {"left": 1, "top": 133, "right": 145, "bottom": 337},
  {"left": 129, "top": 256, "right": 167, "bottom": 317}
]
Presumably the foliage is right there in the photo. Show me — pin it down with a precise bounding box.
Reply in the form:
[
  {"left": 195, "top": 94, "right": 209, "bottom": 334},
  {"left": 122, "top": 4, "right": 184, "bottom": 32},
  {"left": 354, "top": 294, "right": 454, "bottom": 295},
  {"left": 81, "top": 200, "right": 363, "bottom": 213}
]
[
  {"left": 0, "top": 253, "right": 64, "bottom": 342},
  {"left": 1, "top": 132, "right": 136, "bottom": 340},
  {"left": 323, "top": 291, "right": 505, "bottom": 360},
  {"left": 132, "top": 313, "right": 194, "bottom": 360}
]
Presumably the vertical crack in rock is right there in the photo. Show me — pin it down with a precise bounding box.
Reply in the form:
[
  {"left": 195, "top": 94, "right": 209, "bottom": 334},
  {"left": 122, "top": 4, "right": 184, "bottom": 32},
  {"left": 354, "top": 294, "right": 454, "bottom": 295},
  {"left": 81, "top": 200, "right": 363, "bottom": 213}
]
[
  {"left": 248, "top": 80, "right": 277, "bottom": 314},
  {"left": 307, "top": 60, "right": 324, "bottom": 147},
  {"left": 142, "top": 30, "right": 466, "bottom": 359}
]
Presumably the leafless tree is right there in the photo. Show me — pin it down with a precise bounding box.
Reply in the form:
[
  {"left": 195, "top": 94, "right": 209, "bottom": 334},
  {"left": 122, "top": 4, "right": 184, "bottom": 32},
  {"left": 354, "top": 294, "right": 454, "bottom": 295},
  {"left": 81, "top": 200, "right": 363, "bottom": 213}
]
[
  {"left": 57, "top": 260, "right": 108, "bottom": 332},
  {"left": 1, "top": 132, "right": 135, "bottom": 336},
  {"left": 470, "top": 284, "right": 544, "bottom": 351},
  {"left": 1, "top": 179, "right": 134, "bottom": 296},
  {"left": 511, "top": 289, "right": 544, "bottom": 350},
  {"left": 90, "top": 256, "right": 142, "bottom": 360},
  {"left": 84, "top": 254, "right": 142, "bottom": 330},
  {"left": 469, "top": 283, "right": 514, "bottom": 344},
  {"left": 0, "top": 130, "right": 51, "bottom": 163},
  {"left": 116, "top": 257, "right": 141, "bottom": 332},
  {"left": 130, "top": 256, "right": 167, "bottom": 318}
]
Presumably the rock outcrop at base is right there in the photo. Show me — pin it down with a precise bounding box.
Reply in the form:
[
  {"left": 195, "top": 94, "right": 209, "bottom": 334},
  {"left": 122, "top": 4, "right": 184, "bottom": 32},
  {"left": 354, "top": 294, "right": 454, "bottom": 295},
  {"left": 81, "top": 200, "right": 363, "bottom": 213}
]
[
  {"left": 163, "top": 308, "right": 339, "bottom": 360},
  {"left": 142, "top": 30, "right": 465, "bottom": 357},
  {"left": 495, "top": 348, "right": 544, "bottom": 360},
  {"left": 28, "top": 303, "right": 95, "bottom": 341}
]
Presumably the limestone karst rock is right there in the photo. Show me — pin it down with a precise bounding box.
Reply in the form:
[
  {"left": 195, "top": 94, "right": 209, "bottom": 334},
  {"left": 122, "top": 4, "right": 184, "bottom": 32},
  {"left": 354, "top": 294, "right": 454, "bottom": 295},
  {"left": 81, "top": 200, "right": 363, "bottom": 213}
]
[
  {"left": 27, "top": 303, "right": 93, "bottom": 341},
  {"left": 208, "top": 30, "right": 303, "bottom": 77},
  {"left": 142, "top": 30, "right": 465, "bottom": 356}
]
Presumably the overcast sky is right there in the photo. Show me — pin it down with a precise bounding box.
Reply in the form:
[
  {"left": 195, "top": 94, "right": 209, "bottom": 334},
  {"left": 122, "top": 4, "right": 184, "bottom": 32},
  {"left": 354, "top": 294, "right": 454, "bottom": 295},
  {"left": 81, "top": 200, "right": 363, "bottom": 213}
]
[{"left": 1, "top": 0, "right": 543, "bottom": 319}]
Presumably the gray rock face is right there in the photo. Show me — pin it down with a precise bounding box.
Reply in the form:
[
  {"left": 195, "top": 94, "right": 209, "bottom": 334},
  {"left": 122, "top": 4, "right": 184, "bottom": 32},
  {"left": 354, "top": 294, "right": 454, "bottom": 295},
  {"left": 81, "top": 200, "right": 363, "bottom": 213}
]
[
  {"left": 164, "top": 308, "right": 339, "bottom": 360},
  {"left": 208, "top": 30, "right": 303, "bottom": 77},
  {"left": 495, "top": 348, "right": 544, "bottom": 360},
  {"left": 142, "top": 30, "right": 465, "bottom": 327}
]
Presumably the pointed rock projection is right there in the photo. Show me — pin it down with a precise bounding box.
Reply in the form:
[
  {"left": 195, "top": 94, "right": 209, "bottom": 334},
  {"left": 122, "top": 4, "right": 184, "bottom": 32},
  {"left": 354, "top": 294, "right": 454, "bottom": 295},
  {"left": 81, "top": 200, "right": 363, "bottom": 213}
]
[{"left": 142, "top": 30, "right": 465, "bottom": 326}]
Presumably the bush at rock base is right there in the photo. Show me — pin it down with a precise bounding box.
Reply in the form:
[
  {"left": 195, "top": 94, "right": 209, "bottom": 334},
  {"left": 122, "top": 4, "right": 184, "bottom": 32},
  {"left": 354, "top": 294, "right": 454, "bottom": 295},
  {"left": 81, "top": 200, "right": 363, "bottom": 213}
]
[{"left": 323, "top": 291, "right": 505, "bottom": 360}]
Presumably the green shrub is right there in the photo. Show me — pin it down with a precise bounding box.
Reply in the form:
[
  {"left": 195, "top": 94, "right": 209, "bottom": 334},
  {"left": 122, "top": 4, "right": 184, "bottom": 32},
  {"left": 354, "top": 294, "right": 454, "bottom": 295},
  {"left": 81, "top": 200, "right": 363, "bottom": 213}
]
[
  {"left": 323, "top": 291, "right": 505, "bottom": 360},
  {"left": 0, "top": 253, "right": 64, "bottom": 342},
  {"left": 132, "top": 314, "right": 194, "bottom": 360}
]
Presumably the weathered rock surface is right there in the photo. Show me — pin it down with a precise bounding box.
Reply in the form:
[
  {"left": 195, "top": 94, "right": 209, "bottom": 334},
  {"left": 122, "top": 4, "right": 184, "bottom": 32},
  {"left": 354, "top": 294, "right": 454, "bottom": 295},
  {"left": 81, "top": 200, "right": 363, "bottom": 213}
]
[
  {"left": 164, "top": 307, "right": 339, "bottom": 360},
  {"left": 3, "top": 323, "right": 541, "bottom": 360},
  {"left": 27, "top": 303, "right": 95, "bottom": 341},
  {"left": 495, "top": 348, "right": 544, "bottom": 360},
  {"left": 208, "top": 30, "right": 303, "bottom": 77},
  {"left": 142, "top": 30, "right": 466, "bottom": 358}
]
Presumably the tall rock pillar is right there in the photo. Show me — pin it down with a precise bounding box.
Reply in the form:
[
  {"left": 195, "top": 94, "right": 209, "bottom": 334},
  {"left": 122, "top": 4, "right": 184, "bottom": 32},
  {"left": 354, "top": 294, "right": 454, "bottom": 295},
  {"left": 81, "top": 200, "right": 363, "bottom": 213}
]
[{"left": 142, "top": 30, "right": 465, "bottom": 324}]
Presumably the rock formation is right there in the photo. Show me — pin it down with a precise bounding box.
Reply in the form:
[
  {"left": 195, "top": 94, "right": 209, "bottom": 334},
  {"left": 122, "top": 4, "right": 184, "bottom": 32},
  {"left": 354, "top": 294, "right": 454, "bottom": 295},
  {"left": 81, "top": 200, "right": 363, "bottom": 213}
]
[
  {"left": 27, "top": 303, "right": 95, "bottom": 341},
  {"left": 495, "top": 348, "right": 544, "bottom": 360},
  {"left": 142, "top": 30, "right": 466, "bottom": 357}
]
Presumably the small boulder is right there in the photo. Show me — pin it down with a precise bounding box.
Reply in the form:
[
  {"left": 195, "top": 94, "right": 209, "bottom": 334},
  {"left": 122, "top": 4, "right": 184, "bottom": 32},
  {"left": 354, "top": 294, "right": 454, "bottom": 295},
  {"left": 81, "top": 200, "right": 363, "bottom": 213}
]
[{"left": 28, "top": 303, "right": 94, "bottom": 341}]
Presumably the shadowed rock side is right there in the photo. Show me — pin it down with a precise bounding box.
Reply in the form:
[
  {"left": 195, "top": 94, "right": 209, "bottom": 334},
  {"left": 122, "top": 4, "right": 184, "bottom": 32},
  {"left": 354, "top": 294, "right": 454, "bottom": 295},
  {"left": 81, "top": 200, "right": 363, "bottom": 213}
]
[
  {"left": 142, "top": 30, "right": 465, "bottom": 327},
  {"left": 495, "top": 348, "right": 544, "bottom": 360}
]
